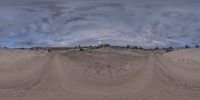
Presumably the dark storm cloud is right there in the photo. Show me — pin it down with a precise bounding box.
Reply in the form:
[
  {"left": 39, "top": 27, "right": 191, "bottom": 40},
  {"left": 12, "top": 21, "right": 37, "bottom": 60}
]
[{"left": 0, "top": 0, "right": 200, "bottom": 48}]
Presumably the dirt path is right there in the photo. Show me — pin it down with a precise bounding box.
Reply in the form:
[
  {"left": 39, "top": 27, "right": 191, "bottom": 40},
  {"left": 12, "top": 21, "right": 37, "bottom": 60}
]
[{"left": 0, "top": 50, "right": 200, "bottom": 100}]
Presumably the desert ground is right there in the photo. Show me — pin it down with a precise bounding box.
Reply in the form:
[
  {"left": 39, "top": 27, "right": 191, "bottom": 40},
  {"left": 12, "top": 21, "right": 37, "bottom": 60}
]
[{"left": 0, "top": 47, "right": 200, "bottom": 100}]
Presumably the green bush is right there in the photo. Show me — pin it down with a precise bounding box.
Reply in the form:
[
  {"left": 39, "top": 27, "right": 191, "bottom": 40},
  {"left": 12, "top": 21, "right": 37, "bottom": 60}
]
[
  {"left": 185, "top": 45, "right": 190, "bottom": 48},
  {"left": 166, "top": 46, "right": 173, "bottom": 52},
  {"left": 133, "top": 46, "right": 138, "bottom": 49},
  {"left": 139, "top": 47, "right": 143, "bottom": 50},
  {"left": 126, "top": 45, "right": 131, "bottom": 48},
  {"left": 102, "top": 44, "right": 110, "bottom": 47},
  {"left": 169, "top": 46, "right": 173, "bottom": 50},
  {"left": 78, "top": 45, "right": 84, "bottom": 51},
  {"left": 154, "top": 47, "right": 159, "bottom": 50}
]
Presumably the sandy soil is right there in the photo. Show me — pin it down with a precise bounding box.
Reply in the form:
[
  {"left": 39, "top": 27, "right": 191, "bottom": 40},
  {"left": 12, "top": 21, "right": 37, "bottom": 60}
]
[
  {"left": 164, "top": 48, "right": 200, "bottom": 63},
  {"left": 0, "top": 48, "right": 200, "bottom": 100}
]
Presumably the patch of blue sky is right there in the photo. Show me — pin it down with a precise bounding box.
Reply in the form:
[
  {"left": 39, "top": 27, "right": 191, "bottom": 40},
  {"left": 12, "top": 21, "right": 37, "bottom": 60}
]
[
  {"left": 0, "top": 32, "right": 50, "bottom": 48},
  {"left": 176, "top": 37, "right": 193, "bottom": 47}
]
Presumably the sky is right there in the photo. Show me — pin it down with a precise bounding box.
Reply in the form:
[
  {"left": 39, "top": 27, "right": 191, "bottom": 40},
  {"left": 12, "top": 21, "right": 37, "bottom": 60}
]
[{"left": 0, "top": 0, "right": 200, "bottom": 48}]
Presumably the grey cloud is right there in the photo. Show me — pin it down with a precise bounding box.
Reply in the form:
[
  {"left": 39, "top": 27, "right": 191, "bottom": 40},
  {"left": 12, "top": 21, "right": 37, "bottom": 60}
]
[
  {"left": 75, "top": 2, "right": 126, "bottom": 11},
  {"left": 0, "top": 0, "right": 200, "bottom": 48}
]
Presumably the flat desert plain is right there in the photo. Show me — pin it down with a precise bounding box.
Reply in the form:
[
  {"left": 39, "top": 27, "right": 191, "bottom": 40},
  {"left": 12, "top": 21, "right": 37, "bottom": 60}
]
[{"left": 0, "top": 48, "right": 200, "bottom": 100}]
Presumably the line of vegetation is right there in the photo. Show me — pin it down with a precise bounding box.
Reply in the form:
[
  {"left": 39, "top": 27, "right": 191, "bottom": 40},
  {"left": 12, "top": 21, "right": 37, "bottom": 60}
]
[{"left": 1, "top": 44, "right": 199, "bottom": 52}]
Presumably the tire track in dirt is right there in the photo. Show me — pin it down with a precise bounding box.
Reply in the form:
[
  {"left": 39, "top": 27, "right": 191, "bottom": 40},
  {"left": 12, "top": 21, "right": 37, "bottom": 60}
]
[
  {"left": 153, "top": 54, "right": 200, "bottom": 100},
  {"left": 53, "top": 52, "right": 159, "bottom": 100},
  {"left": 0, "top": 54, "right": 54, "bottom": 97},
  {"left": 1, "top": 50, "right": 200, "bottom": 100}
]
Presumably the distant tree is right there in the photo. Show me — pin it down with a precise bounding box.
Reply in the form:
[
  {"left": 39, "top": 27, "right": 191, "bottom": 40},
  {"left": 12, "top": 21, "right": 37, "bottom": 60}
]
[
  {"left": 155, "top": 47, "right": 159, "bottom": 50},
  {"left": 133, "top": 46, "right": 138, "bottom": 49},
  {"left": 48, "top": 49, "right": 52, "bottom": 52},
  {"left": 103, "top": 44, "right": 111, "bottom": 47},
  {"left": 169, "top": 46, "right": 173, "bottom": 50},
  {"left": 89, "top": 45, "right": 93, "bottom": 48},
  {"left": 97, "top": 44, "right": 111, "bottom": 48},
  {"left": 185, "top": 45, "right": 190, "bottom": 48},
  {"left": 79, "top": 45, "right": 84, "bottom": 51},
  {"left": 195, "top": 45, "right": 199, "bottom": 48},
  {"left": 126, "top": 45, "right": 131, "bottom": 48},
  {"left": 139, "top": 47, "right": 143, "bottom": 50},
  {"left": 166, "top": 49, "right": 171, "bottom": 52},
  {"left": 166, "top": 46, "right": 173, "bottom": 52}
]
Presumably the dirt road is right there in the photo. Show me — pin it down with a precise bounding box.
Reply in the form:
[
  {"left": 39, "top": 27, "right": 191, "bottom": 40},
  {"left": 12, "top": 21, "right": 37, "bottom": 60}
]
[{"left": 0, "top": 49, "right": 200, "bottom": 100}]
